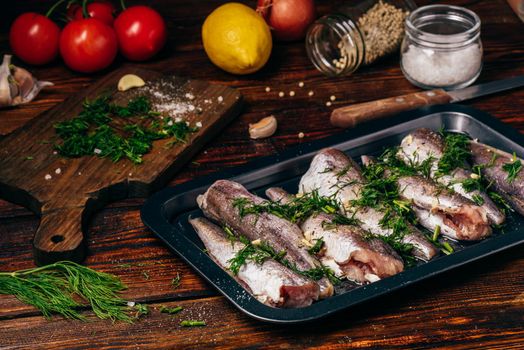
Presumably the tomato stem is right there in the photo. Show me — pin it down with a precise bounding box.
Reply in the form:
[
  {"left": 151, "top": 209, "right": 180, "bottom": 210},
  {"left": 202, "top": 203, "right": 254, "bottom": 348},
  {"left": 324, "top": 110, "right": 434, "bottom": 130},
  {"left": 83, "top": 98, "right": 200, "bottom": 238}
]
[
  {"left": 45, "top": 0, "right": 68, "bottom": 18},
  {"left": 82, "top": 0, "right": 89, "bottom": 18},
  {"left": 120, "top": 0, "right": 127, "bottom": 10}
]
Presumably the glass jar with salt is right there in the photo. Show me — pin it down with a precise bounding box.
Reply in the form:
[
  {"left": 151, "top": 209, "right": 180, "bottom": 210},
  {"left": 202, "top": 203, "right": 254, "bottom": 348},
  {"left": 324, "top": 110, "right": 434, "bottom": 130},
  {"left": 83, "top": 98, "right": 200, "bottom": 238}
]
[
  {"left": 306, "top": 0, "right": 416, "bottom": 76},
  {"left": 400, "top": 5, "right": 483, "bottom": 89}
]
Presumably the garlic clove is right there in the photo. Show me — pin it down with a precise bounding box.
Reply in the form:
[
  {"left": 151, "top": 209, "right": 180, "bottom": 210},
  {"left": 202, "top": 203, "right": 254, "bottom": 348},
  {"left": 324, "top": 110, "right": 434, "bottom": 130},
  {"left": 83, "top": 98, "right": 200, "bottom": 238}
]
[
  {"left": 0, "top": 55, "right": 12, "bottom": 106},
  {"left": 118, "top": 74, "right": 146, "bottom": 91},
  {"left": 249, "top": 115, "right": 277, "bottom": 139},
  {"left": 0, "top": 54, "right": 53, "bottom": 108}
]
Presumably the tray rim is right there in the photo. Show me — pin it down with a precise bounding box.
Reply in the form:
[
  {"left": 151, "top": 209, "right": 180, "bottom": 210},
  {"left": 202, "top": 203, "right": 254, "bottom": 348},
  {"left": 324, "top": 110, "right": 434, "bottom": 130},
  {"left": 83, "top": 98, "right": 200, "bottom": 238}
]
[{"left": 141, "top": 104, "right": 524, "bottom": 324}]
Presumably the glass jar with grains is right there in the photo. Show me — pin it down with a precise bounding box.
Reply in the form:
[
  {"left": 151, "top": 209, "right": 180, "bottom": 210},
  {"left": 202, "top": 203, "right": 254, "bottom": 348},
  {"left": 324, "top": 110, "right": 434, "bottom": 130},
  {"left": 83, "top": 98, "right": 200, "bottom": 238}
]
[
  {"left": 306, "top": 0, "right": 416, "bottom": 76},
  {"left": 400, "top": 5, "right": 483, "bottom": 89}
]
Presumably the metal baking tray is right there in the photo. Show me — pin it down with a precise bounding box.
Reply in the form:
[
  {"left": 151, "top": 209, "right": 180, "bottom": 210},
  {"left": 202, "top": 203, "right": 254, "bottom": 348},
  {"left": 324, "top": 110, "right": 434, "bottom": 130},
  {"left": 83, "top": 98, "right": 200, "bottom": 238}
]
[{"left": 141, "top": 104, "right": 524, "bottom": 324}]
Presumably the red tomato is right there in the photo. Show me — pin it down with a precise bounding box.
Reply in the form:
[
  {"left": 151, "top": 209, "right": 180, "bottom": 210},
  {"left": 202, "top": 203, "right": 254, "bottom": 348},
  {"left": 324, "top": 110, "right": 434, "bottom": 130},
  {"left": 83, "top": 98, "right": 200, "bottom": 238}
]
[
  {"left": 59, "top": 18, "right": 118, "bottom": 73},
  {"left": 73, "top": 2, "right": 116, "bottom": 26},
  {"left": 9, "top": 13, "right": 61, "bottom": 65},
  {"left": 114, "top": 6, "right": 167, "bottom": 61}
]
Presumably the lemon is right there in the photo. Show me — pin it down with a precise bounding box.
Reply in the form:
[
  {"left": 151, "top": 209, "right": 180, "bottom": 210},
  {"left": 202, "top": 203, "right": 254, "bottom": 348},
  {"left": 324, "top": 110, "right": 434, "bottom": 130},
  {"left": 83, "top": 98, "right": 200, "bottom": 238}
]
[{"left": 202, "top": 3, "right": 272, "bottom": 75}]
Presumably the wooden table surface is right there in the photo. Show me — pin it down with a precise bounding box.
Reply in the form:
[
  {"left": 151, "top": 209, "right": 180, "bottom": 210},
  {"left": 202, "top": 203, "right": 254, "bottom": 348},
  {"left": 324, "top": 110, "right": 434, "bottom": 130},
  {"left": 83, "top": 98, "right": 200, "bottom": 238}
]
[{"left": 1, "top": 0, "right": 523, "bottom": 348}]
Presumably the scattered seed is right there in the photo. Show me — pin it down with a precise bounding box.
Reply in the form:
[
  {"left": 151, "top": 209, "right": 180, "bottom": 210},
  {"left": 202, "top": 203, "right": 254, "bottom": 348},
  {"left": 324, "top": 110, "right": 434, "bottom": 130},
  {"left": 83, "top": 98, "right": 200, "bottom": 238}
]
[
  {"left": 326, "top": 101, "right": 332, "bottom": 107},
  {"left": 298, "top": 82, "right": 304, "bottom": 87},
  {"left": 289, "top": 91, "right": 295, "bottom": 97},
  {"left": 127, "top": 301, "right": 136, "bottom": 307},
  {"left": 278, "top": 91, "right": 285, "bottom": 97},
  {"left": 188, "top": 105, "right": 195, "bottom": 111},
  {"left": 185, "top": 93, "right": 195, "bottom": 100},
  {"left": 330, "top": 95, "right": 336, "bottom": 101},
  {"left": 298, "top": 132, "right": 305, "bottom": 139},
  {"left": 44, "top": 174, "right": 52, "bottom": 180},
  {"left": 217, "top": 96, "right": 223, "bottom": 103},
  {"left": 265, "top": 86, "right": 271, "bottom": 92},
  {"left": 196, "top": 121, "right": 203, "bottom": 128},
  {"left": 308, "top": 91, "right": 314, "bottom": 97},
  {"left": 55, "top": 168, "right": 61, "bottom": 175},
  {"left": 93, "top": 148, "right": 102, "bottom": 155}
]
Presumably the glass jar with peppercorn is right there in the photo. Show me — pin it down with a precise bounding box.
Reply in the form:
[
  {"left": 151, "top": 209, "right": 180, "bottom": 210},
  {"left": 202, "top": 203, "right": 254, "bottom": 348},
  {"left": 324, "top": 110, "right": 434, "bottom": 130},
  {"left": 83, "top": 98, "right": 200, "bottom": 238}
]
[{"left": 306, "top": 0, "right": 416, "bottom": 76}]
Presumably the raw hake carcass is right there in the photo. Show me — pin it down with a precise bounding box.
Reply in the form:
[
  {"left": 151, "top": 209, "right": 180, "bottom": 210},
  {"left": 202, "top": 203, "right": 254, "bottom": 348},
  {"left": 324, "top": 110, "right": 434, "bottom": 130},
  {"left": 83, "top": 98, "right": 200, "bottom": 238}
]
[
  {"left": 190, "top": 217, "right": 320, "bottom": 308},
  {"left": 470, "top": 141, "right": 524, "bottom": 215},
  {"left": 398, "top": 128, "right": 504, "bottom": 225}
]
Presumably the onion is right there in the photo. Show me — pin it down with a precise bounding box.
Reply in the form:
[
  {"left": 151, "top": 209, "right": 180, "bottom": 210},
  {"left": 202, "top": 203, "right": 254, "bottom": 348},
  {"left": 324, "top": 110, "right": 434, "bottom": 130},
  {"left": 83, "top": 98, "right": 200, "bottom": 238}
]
[{"left": 257, "top": 0, "right": 316, "bottom": 41}]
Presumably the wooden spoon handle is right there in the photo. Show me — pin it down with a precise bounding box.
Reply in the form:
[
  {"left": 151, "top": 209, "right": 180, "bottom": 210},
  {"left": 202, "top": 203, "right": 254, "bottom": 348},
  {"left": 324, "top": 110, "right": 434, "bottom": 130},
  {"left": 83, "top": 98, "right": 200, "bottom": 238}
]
[{"left": 330, "top": 89, "right": 453, "bottom": 128}]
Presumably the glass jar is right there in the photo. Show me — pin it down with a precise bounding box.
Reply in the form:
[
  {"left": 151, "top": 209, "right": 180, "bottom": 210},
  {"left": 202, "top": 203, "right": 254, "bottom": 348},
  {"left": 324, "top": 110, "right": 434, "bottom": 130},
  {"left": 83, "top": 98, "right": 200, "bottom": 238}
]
[
  {"left": 400, "top": 5, "right": 483, "bottom": 89},
  {"left": 306, "top": 0, "right": 416, "bottom": 76}
]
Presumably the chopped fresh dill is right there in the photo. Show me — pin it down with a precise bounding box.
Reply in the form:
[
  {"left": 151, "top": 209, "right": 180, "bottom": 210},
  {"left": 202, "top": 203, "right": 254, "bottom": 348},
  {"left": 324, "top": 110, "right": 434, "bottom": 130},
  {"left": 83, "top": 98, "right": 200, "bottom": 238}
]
[
  {"left": 432, "top": 225, "right": 441, "bottom": 242},
  {"left": 307, "top": 238, "right": 324, "bottom": 255},
  {"left": 54, "top": 95, "right": 198, "bottom": 164},
  {"left": 171, "top": 273, "right": 181, "bottom": 289},
  {"left": 488, "top": 191, "right": 514, "bottom": 213},
  {"left": 159, "top": 305, "right": 183, "bottom": 314},
  {"left": 436, "top": 132, "right": 471, "bottom": 177},
  {"left": 133, "top": 303, "right": 149, "bottom": 318},
  {"left": 180, "top": 320, "right": 206, "bottom": 327},
  {"left": 502, "top": 152, "right": 522, "bottom": 183},
  {"left": 471, "top": 194, "right": 485, "bottom": 206},
  {"left": 440, "top": 242, "right": 454, "bottom": 255},
  {"left": 233, "top": 191, "right": 340, "bottom": 224},
  {"left": 227, "top": 237, "right": 340, "bottom": 284},
  {"left": 223, "top": 225, "right": 237, "bottom": 244}
]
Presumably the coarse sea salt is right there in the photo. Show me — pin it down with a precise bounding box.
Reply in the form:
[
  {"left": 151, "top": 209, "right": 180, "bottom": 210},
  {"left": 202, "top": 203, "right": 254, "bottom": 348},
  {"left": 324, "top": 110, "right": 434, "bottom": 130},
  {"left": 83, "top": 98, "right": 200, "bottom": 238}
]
[{"left": 401, "top": 44, "right": 482, "bottom": 88}]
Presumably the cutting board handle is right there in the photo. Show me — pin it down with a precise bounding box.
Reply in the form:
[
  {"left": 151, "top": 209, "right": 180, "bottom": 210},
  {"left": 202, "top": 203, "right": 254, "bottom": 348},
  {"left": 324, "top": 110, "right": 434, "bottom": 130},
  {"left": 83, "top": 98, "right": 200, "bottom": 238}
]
[{"left": 33, "top": 206, "right": 87, "bottom": 266}]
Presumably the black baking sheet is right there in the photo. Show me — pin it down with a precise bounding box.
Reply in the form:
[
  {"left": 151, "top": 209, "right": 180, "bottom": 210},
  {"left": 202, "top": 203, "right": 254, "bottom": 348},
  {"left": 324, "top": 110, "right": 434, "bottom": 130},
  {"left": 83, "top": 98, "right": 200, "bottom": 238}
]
[{"left": 141, "top": 104, "right": 524, "bottom": 323}]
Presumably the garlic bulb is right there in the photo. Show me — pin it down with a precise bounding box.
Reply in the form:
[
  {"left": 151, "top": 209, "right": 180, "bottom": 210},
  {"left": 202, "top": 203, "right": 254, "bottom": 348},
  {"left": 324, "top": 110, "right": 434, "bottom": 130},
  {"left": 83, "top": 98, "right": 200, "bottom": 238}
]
[{"left": 0, "top": 54, "right": 53, "bottom": 108}]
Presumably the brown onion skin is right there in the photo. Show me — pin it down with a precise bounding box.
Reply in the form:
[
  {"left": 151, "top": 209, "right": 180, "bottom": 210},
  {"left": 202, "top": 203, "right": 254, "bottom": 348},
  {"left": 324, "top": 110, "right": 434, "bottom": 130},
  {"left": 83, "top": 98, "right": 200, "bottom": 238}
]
[{"left": 257, "top": 0, "right": 316, "bottom": 41}]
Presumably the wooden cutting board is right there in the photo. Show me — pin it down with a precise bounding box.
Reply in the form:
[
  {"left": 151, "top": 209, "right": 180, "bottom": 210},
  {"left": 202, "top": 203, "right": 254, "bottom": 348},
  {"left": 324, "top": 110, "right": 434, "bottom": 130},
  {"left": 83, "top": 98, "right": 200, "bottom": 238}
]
[{"left": 0, "top": 67, "right": 243, "bottom": 265}]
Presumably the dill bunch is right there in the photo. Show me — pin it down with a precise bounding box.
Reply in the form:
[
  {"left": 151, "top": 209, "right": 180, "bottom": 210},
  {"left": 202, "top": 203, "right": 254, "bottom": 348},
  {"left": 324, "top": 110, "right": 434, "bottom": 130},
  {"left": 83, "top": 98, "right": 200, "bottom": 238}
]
[{"left": 0, "top": 261, "right": 136, "bottom": 322}]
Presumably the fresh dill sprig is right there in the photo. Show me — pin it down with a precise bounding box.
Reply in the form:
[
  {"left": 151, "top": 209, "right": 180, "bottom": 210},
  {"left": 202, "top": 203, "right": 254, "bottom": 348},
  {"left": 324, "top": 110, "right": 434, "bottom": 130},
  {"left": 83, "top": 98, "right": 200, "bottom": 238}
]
[
  {"left": 502, "top": 152, "right": 522, "bottom": 184},
  {"left": 54, "top": 95, "right": 198, "bottom": 164},
  {"left": 0, "top": 261, "right": 135, "bottom": 322},
  {"left": 436, "top": 132, "right": 471, "bottom": 177}
]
